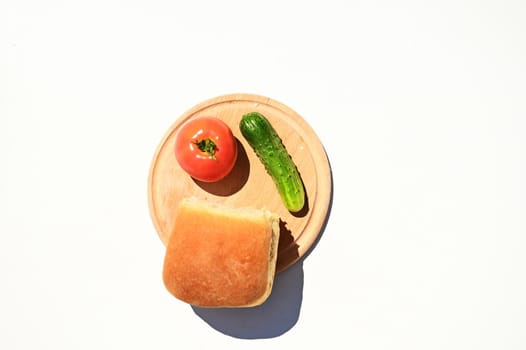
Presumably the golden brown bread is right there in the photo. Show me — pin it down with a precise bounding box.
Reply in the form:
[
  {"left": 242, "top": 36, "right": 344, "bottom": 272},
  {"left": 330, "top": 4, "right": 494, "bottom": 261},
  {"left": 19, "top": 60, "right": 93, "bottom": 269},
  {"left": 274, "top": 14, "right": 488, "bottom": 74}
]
[{"left": 162, "top": 197, "right": 280, "bottom": 307}]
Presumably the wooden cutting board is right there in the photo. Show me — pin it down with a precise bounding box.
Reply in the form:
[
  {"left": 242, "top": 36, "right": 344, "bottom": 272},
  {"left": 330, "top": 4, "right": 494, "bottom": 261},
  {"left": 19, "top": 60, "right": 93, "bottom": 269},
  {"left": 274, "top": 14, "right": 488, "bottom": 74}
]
[{"left": 148, "top": 93, "right": 331, "bottom": 273}]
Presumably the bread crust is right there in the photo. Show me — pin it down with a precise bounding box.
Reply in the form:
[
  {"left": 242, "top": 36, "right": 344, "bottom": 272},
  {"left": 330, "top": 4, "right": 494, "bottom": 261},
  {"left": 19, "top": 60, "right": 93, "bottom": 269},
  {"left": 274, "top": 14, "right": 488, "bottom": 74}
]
[{"left": 163, "top": 198, "right": 279, "bottom": 307}]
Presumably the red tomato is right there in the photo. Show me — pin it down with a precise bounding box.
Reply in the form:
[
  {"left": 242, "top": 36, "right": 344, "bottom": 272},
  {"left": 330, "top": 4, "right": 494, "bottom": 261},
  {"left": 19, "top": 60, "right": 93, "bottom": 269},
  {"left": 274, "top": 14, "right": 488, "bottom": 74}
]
[{"left": 174, "top": 116, "right": 238, "bottom": 182}]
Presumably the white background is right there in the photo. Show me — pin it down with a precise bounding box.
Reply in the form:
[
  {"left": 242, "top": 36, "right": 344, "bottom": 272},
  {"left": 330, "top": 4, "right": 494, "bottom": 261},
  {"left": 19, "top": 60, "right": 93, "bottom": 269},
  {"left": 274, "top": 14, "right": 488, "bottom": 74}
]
[{"left": 2, "top": 0, "right": 525, "bottom": 349}]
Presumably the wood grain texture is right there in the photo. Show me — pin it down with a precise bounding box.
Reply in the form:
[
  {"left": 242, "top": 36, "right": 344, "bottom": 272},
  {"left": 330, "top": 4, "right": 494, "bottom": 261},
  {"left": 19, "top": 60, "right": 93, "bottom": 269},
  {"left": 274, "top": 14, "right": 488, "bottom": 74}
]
[{"left": 148, "top": 93, "right": 331, "bottom": 273}]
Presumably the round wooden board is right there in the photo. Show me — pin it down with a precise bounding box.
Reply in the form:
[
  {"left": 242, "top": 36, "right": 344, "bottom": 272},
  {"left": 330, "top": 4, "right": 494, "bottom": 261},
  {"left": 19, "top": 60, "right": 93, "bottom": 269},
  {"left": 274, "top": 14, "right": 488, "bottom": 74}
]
[{"left": 148, "top": 93, "right": 331, "bottom": 273}]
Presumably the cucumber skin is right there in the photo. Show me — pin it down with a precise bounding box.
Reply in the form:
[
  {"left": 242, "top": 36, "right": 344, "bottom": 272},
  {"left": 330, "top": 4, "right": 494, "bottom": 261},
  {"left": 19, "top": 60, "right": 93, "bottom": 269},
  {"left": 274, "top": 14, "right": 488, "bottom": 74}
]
[{"left": 240, "top": 112, "right": 305, "bottom": 212}]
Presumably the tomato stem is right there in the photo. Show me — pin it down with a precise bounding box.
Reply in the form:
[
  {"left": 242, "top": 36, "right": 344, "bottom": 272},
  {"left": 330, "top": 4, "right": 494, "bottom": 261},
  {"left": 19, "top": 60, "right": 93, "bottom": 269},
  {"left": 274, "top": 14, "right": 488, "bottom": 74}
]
[{"left": 194, "top": 138, "right": 217, "bottom": 159}]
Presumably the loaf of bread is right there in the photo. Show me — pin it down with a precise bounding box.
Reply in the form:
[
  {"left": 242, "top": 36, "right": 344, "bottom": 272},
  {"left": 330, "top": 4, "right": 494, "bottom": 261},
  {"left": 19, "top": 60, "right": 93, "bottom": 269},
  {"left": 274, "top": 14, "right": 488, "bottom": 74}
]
[{"left": 162, "top": 197, "right": 280, "bottom": 307}]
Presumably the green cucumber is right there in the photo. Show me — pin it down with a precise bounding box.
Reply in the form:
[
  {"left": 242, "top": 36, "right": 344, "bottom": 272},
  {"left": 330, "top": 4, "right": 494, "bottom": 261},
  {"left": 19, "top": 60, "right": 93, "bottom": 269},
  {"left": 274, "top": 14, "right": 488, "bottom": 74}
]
[{"left": 239, "top": 112, "right": 305, "bottom": 212}]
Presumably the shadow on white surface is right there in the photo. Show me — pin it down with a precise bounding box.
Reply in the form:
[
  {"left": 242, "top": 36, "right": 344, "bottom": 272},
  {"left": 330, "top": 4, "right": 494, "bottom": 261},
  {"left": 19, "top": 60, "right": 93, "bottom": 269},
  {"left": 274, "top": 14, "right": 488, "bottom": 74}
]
[
  {"left": 193, "top": 155, "right": 333, "bottom": 339},
  {"left": 192, "top": 261, "right": 304, "bottom": 339}
]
